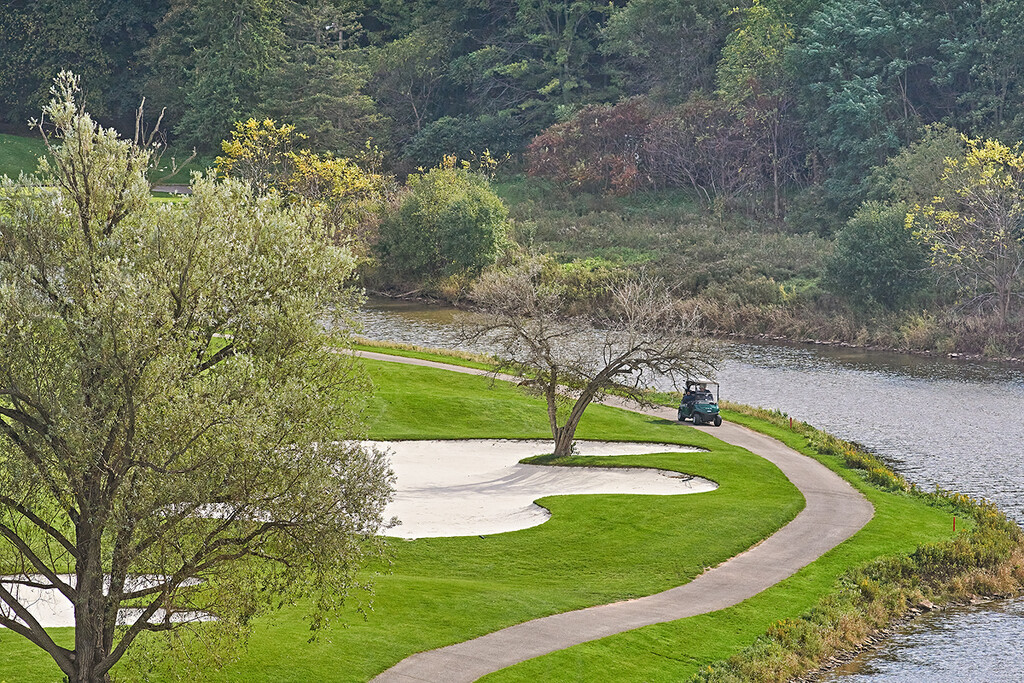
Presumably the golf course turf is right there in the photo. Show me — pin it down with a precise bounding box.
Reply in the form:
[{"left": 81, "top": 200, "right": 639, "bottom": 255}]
[{"left": 0, "top": 353, "right": 959, "bottom": 682}]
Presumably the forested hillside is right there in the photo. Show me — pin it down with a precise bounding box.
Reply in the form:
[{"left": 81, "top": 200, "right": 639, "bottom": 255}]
[{"left": 2, "top": 0, "right": 1023, "bottom": 355}]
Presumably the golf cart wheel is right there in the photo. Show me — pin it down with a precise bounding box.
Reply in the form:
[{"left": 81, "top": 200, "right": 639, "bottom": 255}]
[
  {"left": 714, "top": 415, "right": 723, "bottom": 427},
  {"left": 678, "top": 412, "right": 684, "bottom": 422},
  {"left": 693, "top": 414, "right": 703, "bottom": 426}
]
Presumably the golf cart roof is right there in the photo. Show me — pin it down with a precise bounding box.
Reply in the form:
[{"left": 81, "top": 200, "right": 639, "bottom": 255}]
[{"left": 686, "top": 379, "right": 719, "bottom": 389}]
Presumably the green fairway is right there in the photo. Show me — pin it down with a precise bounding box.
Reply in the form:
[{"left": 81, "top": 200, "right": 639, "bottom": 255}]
[
  {"left": 0, "top": 133, "right": 48, "bottom": 179},
  {"left": 0, "top": 357, "right": 803, "bottom": 681},
  {"left": 0, "top": 355, "right": 957, "bottom": 682}
]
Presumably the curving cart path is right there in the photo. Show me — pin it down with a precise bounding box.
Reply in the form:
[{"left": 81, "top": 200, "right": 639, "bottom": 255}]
[{"left": 356, "top": 350, "right": 874, "bottom": 683}]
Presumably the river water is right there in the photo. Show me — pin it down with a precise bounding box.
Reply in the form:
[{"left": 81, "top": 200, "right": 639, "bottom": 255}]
[{"left": 355, "top": 297, "right": 1024, "bottom": 680}]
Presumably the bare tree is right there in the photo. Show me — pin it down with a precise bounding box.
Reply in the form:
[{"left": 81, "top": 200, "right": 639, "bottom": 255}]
[{"left": 465, "top": 264, "right": 717, "bottom": 456}]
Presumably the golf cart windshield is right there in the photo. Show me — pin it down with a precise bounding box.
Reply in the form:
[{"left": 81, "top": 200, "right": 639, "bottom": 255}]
[{"left": 685, "top": 380, "right": 719, "bottom": 403}]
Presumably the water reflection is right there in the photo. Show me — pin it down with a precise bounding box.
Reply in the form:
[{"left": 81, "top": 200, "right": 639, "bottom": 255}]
[
  {"left": 357, "top": 297, "right": 488, "bottom": 349},
  {"left": 715, "top": 341, "right": 1024, "bottom": 525}
]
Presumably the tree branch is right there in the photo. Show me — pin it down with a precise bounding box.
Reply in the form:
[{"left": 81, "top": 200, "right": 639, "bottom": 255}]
[
  {"left": 0, "top": 522, "right": 76, "bottom": 601},
  {"left": 0, "top": 494, "right": 78, "bottom": 558},
  {"left": 0, "top": 582, "right": 76, "bottom": 674}
]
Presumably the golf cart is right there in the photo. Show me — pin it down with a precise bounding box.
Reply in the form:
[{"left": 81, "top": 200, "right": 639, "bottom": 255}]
[{"left": 678, "top": 380, "right": 723, "bottom": 427}]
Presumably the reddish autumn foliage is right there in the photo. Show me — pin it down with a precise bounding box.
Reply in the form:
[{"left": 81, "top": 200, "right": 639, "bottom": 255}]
[
  {"left": 526, "top": 98, "right": 651, "bottom": 195},
  {"left": 527, "top": 93, "right": 801, "bottom": 212},
  {"left": 646, "top": 94, "right": 761, "bottom": 204}
]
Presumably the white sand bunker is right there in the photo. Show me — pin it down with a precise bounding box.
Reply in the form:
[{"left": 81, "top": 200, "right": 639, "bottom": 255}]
[
  {"left": 0, "top": 575, "right": 212, "bottom": 629},
  {"left": 374, "top": 439, "right": 715, "bottom": 539}
]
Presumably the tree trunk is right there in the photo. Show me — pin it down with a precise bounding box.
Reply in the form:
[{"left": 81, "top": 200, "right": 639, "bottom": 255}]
[
  {"left": 551, "top": 394, "right": 595, "bottom": 457},
  {"left": 771, "top": 112, "right": 781, "bottom": 220},
  {"left": 999, "top": 283, "right": 1011, "bottom": 329},
  {"left": 74, "top": 513, "right": 113, "bottom": 683},
  {"left": 553, "top": 425, "right": 575, "bottom": 457},
  {"left": 73, "top": 650, "right": 112, "bottom": 683}
]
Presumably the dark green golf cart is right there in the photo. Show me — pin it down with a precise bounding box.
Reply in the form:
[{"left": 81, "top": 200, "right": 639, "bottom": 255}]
[{"left": 678, "top": 380, "right": 723, "bottom": 427}]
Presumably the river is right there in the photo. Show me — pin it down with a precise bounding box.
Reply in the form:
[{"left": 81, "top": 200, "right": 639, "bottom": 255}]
[{"left": 355, "top": 296, "right": 1024, "bottom": 680}]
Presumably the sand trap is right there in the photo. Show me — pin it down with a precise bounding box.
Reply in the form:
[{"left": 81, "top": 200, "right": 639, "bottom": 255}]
[
  {"left": 1, "top": 440, "right": 711, "bottom": 628},
  {"left": 375, "top": 439, "right": 715, "bottom": 539},
  {"left": 0, "top": 575, "right": 212, "bottom": 629}
]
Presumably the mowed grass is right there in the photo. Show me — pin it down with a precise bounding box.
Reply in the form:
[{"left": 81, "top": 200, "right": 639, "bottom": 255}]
[
  {"left": 352, "top": 339, "right": 496, "bottom": 371},
  {"left": 150, "top": 152, "right": 215, "bottom": 185},
  {"left": 0, "top": 133, "right": 48, "bottom": 179},
  {"left": 481, "top": 411, "right": 958, "bottom": 681},
  {"left": 0, "top": 132, "right": 212, "bottom": 186},
  {"left": 0, "top": 358, "right": 803, "bottom": 682}
]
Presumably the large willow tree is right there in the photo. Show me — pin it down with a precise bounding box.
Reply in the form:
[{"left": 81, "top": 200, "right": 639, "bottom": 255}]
[{"left": 0, "top": 74, "right": 393, "bottom": 682}]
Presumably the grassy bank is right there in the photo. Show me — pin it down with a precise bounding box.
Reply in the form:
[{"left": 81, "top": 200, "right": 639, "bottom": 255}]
[
  {"left": 352, "top": 338, "right": 495, "bottom": 370},
  {"left": 489, "top": 176, "right": 1024, "bottom": 358},
  {"left": 0, "top": 133, "right": 48, "bottom": 178},
  {"left": 1, "top": 348, "right": 1015, "bottom": 682}
]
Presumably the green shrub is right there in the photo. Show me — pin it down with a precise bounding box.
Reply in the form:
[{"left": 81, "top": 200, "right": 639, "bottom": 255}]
[
  {"left": 783, "top": 184, "right": 843, "bottom": 236},
  {"left": 552, "top": 256, "right": 628, "bottom": 306},
  {"left": 376, "top": 161, "right": 510, "bottom": 278},
  {"left": 824, "top": 201, "right": 929, "bottom": 310}
]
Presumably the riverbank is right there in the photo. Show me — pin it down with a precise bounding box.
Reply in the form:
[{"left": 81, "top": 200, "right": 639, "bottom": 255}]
[
  {"left": 361, "top": 172, "right": 1024, "bottom": 359},
  {"left": 678, "top": 405, "right": 1024, "bottom": 682},
  {"left": 362, "top": 290, "right": 1024, "bottom": 369},
  {"left": 3, "top": 132, "right": 1019, "bottom": 360},
  {"left": 794, "top": 594, "right": 1014, "bottom": 682}
]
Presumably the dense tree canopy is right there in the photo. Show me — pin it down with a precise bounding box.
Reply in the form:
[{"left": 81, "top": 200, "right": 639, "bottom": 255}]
[
  {"left": 0, "top": 0, "right": 169, "bottom": 127},
  {"left": 602, "top": 0, "right": 729, "bottom": 102},
  {"left": 0, "top": 74, "right": 393, "bottom": 681},
  {"left": 4, "top": 0, "right": 1024, "bottom": 194}
]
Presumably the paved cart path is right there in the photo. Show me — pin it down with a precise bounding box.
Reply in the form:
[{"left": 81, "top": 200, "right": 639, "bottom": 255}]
[{"left": 356, "top": 350, "right": 874, "bottom": 683}]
